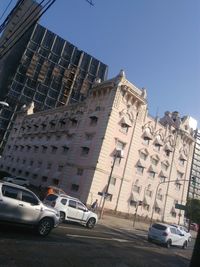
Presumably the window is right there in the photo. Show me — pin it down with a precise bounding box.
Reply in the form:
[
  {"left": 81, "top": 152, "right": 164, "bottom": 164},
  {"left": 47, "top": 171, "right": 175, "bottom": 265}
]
[
  {"left": 42, "top": 176, "right": 48, "bottom": 182},
  {"left": 148, "top": 171, "right": 156, "bottom": 179},
  {"left": 136, "top": 166, "right": 144, "bottom": 174},
  {"left": 160, "top": 176, "right": 166, "bottom": 183},
  {"left": 51, "top": 146, "right": 58, "bottom": 154},
  {"left": 71, "top": 183, "right": 79, "bottom": 192},
  {"left": 161, "top": 162, "right": 168, "bottom": 171},
  {"left": 61, "top": 198, "right": 67, "bottom": 205},
  {"left": 42, "top": 146, "right": 47, "bottom": 153},
  {"left": 90, "top": 116, "right": 98, "bottom": 126},
  {"left": 133, "top": 185, "right": 141, "bottom": 193},
  {"left": 154, "top": 143, "right": 161, "bottom": 151},
  {"left": 68, "top": 200, "right": 77, "bottom": 208},
  {"left": 179, "top": 158, "right": 185, "bottom": 166},
  {"left": 21, "top": 190, "right": 38, "bottom": 205},
  {"left": 53, "top": 179, "right": 59, "bottom": 185},
  {"left": 58, "top": 165, "right": 64, "bottom": 172},
  {"left": 77, "top": 202, "right": 86, "bottom": 211},
  {"left": 47, "top": 163, "right": 52, "bottom": 169},
  {"left": 77, "top": 168, "right": 83, "bottom": 176},
  {"left": 116, "top": 140, "right": 126, "bottom": 151},
  {"left": 146, "top": 189, "right": 152, "bottom": 197},
  {"left": 81, "top": 147, "right": 90, "bottom": 156},
  {"left": 63, "top": 146, "right": 69, "bottom": 154},
  {"left": 85, "top": 133, "right": 94, "bottom": 140},
  {"left": 155, "top": 207, "right": 161, "bottom": 214},
  {"left": 165, "top": 150, "right": 171, "bottom": 157},
  {"left": 143, "top": 137, "right": 150, "bottom": 145},
  {"left": 151, "top": 158, "right": 158, "bottom": 166},
  {"left": 2, "top": 185, "right": 19, "bottom": 199},
  {"left": 140, "top": 151, "right": 147, "bottom": 160},
  {"left": 120, "top": 123, "right": 129, "bottom": 134},
  {"left": 110, "top": 177, "right": 116, "bottom": 186}
]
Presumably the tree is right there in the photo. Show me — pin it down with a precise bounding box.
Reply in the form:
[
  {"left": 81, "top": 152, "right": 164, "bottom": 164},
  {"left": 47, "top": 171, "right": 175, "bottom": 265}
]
[
  {"left": 186, "top": 198, "right": 200, "bottom": 224},
  {"left": 186, "top": 198, "right": 200, "bottom": 267}
]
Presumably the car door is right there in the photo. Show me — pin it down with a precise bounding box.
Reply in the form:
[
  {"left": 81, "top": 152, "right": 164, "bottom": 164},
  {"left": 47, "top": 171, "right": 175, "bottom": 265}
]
[
  {"left": 66, "top": 199, "right": 78, "bottom": 221},
  {"left": 17, "top": 189, "right": 42, "bottom": 224},
  {"left": 175, "top": 229, "right": 185, "bottom": 246},
  {"left": 0, "top": 185, "right": 21, "bottom": 222},
  {"left": 76, "top": 202, "right": 88, "bottom": 223},
  {"left": 169, "top": 227, "right": 180, "bottom": 245}
]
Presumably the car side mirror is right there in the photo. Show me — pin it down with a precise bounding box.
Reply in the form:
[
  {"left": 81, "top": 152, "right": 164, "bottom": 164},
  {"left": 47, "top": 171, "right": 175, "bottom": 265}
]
[{"left": 84, "top": 209, "right": 88, "bottom": 212}]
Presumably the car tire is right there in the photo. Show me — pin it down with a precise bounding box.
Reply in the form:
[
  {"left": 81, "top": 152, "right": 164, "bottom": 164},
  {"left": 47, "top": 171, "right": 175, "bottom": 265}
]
[
  {"left": 182, "top": 241, "right": 187, "bottom": 249},
  {"left": 86, "top": 217, "right": 96, "bottom": 229},
  {"left": 166, "top": 239, "right": 172, "bottom": 248},
  {"left": 60, "top": 212, "right": 65, "bottom": 223},
  {"left": 37, "top": 218, "right": 53, "bottom": 237},
  {"left": 188, "top": 237, "right": 192, "bottom": 242}
]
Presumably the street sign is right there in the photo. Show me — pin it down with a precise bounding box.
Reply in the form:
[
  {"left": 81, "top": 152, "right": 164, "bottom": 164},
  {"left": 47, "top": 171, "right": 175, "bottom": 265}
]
[{"left": 175, "top": 203, "right": 186, "bottom": 210}]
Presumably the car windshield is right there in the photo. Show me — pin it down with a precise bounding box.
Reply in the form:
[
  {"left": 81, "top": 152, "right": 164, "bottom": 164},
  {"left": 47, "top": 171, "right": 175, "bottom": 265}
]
[
  {"left": 45, "top": 194, "right": 58, "bottom": 201},
  {"left": 152, "top": 224, "right": 167, "bottom": 230}
]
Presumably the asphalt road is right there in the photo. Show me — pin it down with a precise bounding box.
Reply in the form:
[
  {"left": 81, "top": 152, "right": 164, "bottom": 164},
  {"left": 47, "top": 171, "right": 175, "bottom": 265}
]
[{"left": 0, "top": 222, "right": 194, "bottom": 267}]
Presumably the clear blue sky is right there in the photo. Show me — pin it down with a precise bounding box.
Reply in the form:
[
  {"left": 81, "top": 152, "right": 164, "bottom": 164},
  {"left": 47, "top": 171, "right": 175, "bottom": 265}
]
[{"left": 1, "top": 0, "right": 200, "bottom": 123}]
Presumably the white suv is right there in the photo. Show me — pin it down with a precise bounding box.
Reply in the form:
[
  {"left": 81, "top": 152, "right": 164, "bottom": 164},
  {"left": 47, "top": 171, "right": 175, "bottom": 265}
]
[
  {"left": 170, "top": 224, "right": 192, "bottom": 242},
  {"left": 43, "top": 194, "right": 98, "bottom": 229},
  {"left": 148, "top": 223, "right": 188, "bottom": 248},
  {"left": 3, "top": 177, "right": 29, "bottom": 187},
  {"left": 0, "top": 181, "right": 60, "bottom": 236}
]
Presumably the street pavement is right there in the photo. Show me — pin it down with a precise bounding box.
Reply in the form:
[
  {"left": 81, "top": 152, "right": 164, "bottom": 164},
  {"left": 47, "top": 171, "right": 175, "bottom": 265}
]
[{"left": 0, "top": 216, "right": 195, "bottom": 267}]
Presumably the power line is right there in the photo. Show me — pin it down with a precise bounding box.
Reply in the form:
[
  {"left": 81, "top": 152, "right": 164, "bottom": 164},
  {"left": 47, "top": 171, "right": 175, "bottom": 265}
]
[{"left": 0, "top": 0, "right": 14, "bottom": 21}]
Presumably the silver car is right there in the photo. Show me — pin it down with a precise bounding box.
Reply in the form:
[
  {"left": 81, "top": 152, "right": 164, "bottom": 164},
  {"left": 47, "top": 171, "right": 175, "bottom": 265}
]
[
  {"left": 0, "top": 181, "right": 60, "bottom": 236},
  {"left": 148, "top": 223, "right": 188, "bottom": 248}
]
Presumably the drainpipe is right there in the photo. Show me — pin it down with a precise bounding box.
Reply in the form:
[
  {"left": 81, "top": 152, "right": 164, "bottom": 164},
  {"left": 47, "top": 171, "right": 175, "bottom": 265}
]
[
  {"left": 114, "top": 110, "right": 139, "bottom": 212},
  {"left": 162, "top": 129, "right": 179, "bottom": 222}
]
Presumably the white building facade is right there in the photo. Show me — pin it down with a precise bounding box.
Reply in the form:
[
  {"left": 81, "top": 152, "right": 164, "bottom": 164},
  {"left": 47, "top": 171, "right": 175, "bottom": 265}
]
[{"left": 0, "top": 71, "right": 195, "bottom": 224}]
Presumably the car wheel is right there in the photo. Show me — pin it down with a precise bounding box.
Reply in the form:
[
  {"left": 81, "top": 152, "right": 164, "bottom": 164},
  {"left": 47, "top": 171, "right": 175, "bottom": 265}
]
[
  {"left": 86, "top": 217, "right": 96, "bottom": 229},
  {"left": 166, "top": 239, "right": 172, "bottom": 248},
  {"left": 37, "top": 218, "right": 53, "bottom": 237},
  {"left": 188, "top": 237, "right": 192, "bottom": 242},
  {"left": 182, "top": 241, "right": 188, "bottom": 249},
  {"left": 60, "top": 212, "right": 65, "bottom": 223}
]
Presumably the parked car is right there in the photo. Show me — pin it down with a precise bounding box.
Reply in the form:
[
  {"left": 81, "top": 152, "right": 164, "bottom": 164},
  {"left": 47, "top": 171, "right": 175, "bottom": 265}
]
[
  {"left": 43, "top": 193, "right": 98, "bottom": 229},
  {"left": 148, "top": 223, "right": 188, "bottom": 248},
  {"left": 0, "top": 181, "right": 60, "bottom": 236},
  {"left": 170, "top": 224, "right": 192, "bottom": 242},
  {"left": 3, "top": 176, "right": 30, "bottom": 187}
]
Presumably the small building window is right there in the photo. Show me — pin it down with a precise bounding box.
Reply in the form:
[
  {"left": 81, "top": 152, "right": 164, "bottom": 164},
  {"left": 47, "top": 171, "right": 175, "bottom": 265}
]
[
  {"left": 110, "top": 177, "right": 116, "bottom": 186},
  {"left": 90, "top": 116, "right": 98, "bottom": 126},
  {"left": 53, "top": 179, "right": 59, "bottom": 186},
  {"left": 51, "top": 146, "right": 58, "bottom": 154},
  {"left": 81, "top": 147, "right": 90, "bottom": 156},
  {"left": 63, "top": 146, "right": 69, "bottom": 154},
  {"left": 71, "top": 183, "right": 79, "bottom": 192},
  {"left": 42, "top": 176, "right": 48, "bottom": 182},
  {"left": 58, "top": 165, "right": 64, "bottom": 171},
  {"left": 77, "top": 168, "right": 83, "bottom": 176},
  {"left": 136, "top": 166, "right": 144, "bottom": 174},
  {"left": 148, "top": 171, "right": 156, "bottom": 179}
]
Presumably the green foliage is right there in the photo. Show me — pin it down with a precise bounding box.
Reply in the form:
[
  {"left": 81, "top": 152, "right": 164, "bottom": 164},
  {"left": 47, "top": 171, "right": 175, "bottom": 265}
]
[{"left": 186, "top": 198, "right": 200, "bottom": 224}]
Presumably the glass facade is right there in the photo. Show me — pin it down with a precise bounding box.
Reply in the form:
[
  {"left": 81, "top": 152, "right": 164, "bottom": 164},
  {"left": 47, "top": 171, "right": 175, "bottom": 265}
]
[
  {"left": 0, "top": 24, "right": 108, "bottom": 150},
  {"left": 188, "top": 130, "right": 200, "bottom": 199}
]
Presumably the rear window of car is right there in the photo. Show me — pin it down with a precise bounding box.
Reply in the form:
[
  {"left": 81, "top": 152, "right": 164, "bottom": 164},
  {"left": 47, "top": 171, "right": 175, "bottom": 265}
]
[
  {"left": 152, "top": 224, "right": 167, "bottom": 230},
  {"left": 45, "top": 194, "right": 58, "bottom": 201}
]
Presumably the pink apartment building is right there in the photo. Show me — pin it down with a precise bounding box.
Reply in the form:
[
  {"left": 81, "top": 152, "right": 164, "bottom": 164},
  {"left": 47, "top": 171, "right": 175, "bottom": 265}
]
[{"left": 0, "top": 71, "right": 195, "bottom": 224}]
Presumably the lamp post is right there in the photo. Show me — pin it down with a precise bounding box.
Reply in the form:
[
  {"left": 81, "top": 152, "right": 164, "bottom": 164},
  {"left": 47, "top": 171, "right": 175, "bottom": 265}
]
[
  {"left": 99, "top": 149, "right": 123, "bottom": 219},
  {"left": 150, "top": 179, "right": 189, "bottom": 226},
  {"left": 0, "top": 101, "right": 9, "bottom": 108}
]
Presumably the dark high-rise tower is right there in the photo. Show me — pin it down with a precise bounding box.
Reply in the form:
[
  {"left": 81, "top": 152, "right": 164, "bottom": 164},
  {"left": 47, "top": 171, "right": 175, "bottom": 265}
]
[{"left": 0, "top": 3, "right": 108, "bottom": 151}]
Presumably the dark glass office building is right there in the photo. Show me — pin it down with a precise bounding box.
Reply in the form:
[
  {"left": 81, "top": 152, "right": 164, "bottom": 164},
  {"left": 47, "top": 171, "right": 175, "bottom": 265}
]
[
  {"left": 0, "top": 23, "right": 108, "bottom": 150},
  {"left": 188, "top": 129, "right": 200, "bottom": 199}
]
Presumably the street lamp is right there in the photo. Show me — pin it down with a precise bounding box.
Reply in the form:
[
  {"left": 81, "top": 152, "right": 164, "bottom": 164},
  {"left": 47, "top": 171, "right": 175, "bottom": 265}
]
[
  {"left": 150, "top": 179, "right": 189, "bottom": 226},
  {"left": 99, "top": 149, "right": 123, "bottom": 219},
  {"left": 0, "top": 101, "right": 9, "bottom": 108}
]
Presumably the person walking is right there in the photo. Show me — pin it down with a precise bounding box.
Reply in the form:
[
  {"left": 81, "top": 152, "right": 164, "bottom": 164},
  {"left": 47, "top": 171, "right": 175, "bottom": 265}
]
[{"left": 91, "top": 199, "right": 98, "bottom": 212}]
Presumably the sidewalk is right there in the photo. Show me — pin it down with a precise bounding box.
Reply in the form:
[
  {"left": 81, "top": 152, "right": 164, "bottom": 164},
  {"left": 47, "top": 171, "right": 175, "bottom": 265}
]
[
  {"left": 98, "top": 214, "right": 149, "bottom": 232},
  {"left": 98, "top": 214, "right": 197, "bottom": 239}
]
